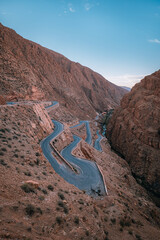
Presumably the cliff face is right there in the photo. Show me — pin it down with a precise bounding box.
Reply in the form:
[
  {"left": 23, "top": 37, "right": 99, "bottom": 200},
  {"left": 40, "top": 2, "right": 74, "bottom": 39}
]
[
  {"left": 106, "top": 70, "right": 160, "bottom": 196},
  {"left": 0, "top": 23, "right": 127, "bottom": 119}
]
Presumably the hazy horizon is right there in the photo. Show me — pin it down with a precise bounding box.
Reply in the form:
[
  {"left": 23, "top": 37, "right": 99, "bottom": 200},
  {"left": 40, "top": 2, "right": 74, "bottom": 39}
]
[{"left": 0, "top": 0, "right": 160, "bottom": 88}]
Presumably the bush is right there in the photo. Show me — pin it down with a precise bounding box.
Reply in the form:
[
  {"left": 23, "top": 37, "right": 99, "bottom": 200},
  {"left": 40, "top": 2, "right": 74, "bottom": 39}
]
[
  {"left": 128, "top": 230, "right": 133, "bottom": 235},
  {"left": 42, "top": 189, "right": 48, "bottom": 195},
  {"left": 56, "top": 216, "right": 62, "bottom": 225},
  {"left": 0, "top": 159, "right": 7, "bottom": 166},
  {"left": 74, "top": 216, "right": 79, "bottom": 224},
  {"left": 58, "top": 201, "right": 64, "bottom": 208},
  {"left": 24, "top": 171, "right": 32, "bottom": 176},
  {"left": 36, "top": 207, "right": 43, "bottom": 215},
  {"left": 25, "top": 204, "right": 35, "bottom": 216},
  {"left": 47, "top": 185, "right": 54, "bottom": 191},
  {"left": 35, "top": 152, "right": 41, "bottom": 156},
  {"left": 21, "top": 183, "right": 35, "bottom": 193},
  {"left": 63, "top": 206, "right": 69, "bottom": 214},
  {"left": 136, "top": 234, "right": 142, "bottom": 240},
  {"left": 39, "top": 195, "right": 45, "bottom": 201},
  {"left": 111, "top": 218, "right": 116, "bottom": 224},
  {"left": 35, "top": 158, "right": 40, "bottom": 165},
  {"left": 78, "top": 199, "right": 84, "bottom": 205},
  {"left": 0, "top": 129, "right": 5, "bottom": 133},
  {"left": 58, "top": 192, "right": 65, "bottom": 200},
  {"left": 1, "top": 148, "right": 7, "bottom": 152},
  {"left": 85, "top": 230, "right": 89, "bottom": 236}
]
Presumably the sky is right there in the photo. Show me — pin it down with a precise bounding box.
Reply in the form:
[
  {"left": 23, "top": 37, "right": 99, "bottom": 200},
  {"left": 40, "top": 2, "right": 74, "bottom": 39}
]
[{"left": 0, "top": 0, "right": 160, "bottom": 88}]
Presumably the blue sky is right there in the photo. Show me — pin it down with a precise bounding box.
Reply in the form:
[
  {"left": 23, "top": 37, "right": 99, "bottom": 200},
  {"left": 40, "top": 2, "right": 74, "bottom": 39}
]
[{"left": 0, "top": 0, "right": 160, "bottom": 87}]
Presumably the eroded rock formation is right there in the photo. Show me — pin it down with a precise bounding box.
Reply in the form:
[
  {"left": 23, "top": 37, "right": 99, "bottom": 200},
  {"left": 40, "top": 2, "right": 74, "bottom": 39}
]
[{"left": 106, "top": 70, "right": 160, "bottom": 195}]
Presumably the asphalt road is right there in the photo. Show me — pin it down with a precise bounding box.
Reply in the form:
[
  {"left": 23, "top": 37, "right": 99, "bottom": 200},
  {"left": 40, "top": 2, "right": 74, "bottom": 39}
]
[
  {"left": 70, "top": 120, "right": 92, "bottom": 145},
  {"left": 41, "top": 119, "right": 106, "bottom": 196},
  {"left": 45, "top": 101, "right": 58, "bottom": 109},
  {"left": 94, "top": 130, "right": 102, "bottom": 152}
]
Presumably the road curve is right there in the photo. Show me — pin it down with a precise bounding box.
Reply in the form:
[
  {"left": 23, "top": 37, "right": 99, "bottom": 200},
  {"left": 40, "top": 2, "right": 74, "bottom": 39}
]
[
  {"left": 70, "top": 120, "right": 103, "bottom": 151},
  {"left": 94, "top": 130, "right": 103, "bottom": 152},
  {"left": 70, "top": 120, "right": 92, "bottom": 145},
  {"left": 61, "top": 134, "right": 106, "bottom": 196},
  {"left": 45, "top": 101, "right": 58, "bottom": 109},
  {"left": 41, "top": 120, "right": 106, "bottom": 196}
]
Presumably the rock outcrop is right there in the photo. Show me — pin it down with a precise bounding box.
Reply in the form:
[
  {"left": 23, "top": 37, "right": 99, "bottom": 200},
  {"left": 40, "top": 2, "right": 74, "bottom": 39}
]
[
  {"left": 106, "top": 70, "right": 160, "bottom": 196},
  {"left": 0, "top": 23, "right": 127, "bottom": 119}
]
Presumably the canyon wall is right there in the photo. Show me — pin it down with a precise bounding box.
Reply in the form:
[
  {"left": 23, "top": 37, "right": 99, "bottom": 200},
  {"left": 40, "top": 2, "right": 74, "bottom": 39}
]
[{"left": 106, "top": 70, "right": 160, "bottom": 196}]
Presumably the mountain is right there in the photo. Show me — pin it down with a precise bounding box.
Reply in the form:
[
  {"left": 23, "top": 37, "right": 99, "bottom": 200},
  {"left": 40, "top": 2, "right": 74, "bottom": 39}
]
[
  {"left": 106, "top": 70, "right": 160, "bottom": 196},
  {"left": 121, "top": 86, "right": 131, "bottom": 91},
  {"left": 0, "top": 23, "right": 127, "bottom": 118}
]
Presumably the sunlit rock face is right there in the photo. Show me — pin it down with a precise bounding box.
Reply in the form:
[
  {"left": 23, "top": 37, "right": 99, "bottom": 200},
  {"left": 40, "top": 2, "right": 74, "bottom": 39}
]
[
  {"left": 0, "top": 23, "right": 127, "bottom": 119},
  {"left": 106, "top": 70, "right": 160, "bottom": 196}
]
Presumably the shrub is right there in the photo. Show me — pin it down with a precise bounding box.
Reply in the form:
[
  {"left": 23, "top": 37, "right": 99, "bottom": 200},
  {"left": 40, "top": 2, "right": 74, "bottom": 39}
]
[
  {"left": 1, "top": 148, "right": 7, "bottom": 152},
  {"left": 24, "top": 171, "right": 32, "bottom": 176},
  {"left": 35, "top": 158, "right": 40, "bottom": 165},
  {"left": 25, "top": 204, "right": 35, "bottom": 216},
  {"left": 35, "top": 152, "right": 41, "bottom": 156},
  {"left": 58, "top": 192, "right": 65, "bottom": 200},
  {"left": 0, "top": 159, "right": 7, "bottom": 166},
  {"left": 12, "top": 205, "right": 19, "bottom": 211},
  {"left": 42, "top": 189, "right": 48, "bottom": 195},
  {"left": 111, "top": 218, "right": 116, "bottom": 224},
  {"left": 63, "top": 206, "right": 69, "bottom": 214},
  {"left": 56, "top": 216, "right": 62, "bottom": 225},
  {"left": 135, "top": 234, "right": 142, "bottom": 240},
  {"left": 85, "top": 230, "right": 89, "bottom": 236},
  {"left": 27, "top": 227, "right": 32, "bottom": 232},
  {"left": 0, "top": 129, "right": 5, "bottom": 133},
  {"left": 36, "top": 207, "right": 43, "bottom": 215},
  {"left": 39, "top": 195, "right": 45, "bottom": 201},
  {"left": 74, "top": 216, "right": 79, "bottom": 224},
  {"left": 47, "top": 185, "right": 54, "bottom": 191},
  {"left": 58, "top": 201, "right": 64, "bottom": 208},
  {"left": 21, "top": 183, "right": 35, "bottom": 193},
  {"left": 29, "top": 162, "right": 34, "bottom": 167},
  {"left": 78, "top": 199, "right": 84, "bottom": 205},
  {"left": 119, "top": 218, "right": 131, "bottom": 227}
]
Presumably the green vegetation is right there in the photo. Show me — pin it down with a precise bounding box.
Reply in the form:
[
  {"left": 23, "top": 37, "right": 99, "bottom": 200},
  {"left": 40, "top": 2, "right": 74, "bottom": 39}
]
[
  {"left": 58, "top": 192, "right": 65, "bottom": 200},
  {"left": 74, "top": 216, "right": 79, "bottom": 224},
  {"left": 47, "top": 185, "right": 54, "bottom": 191},
  {"left": 0, "top": 159, "right": 7, "bottom": 166},
  {"left": 21, "top": 183, "right": 35, "bottom": 193},
  {"left": 25, "top": 204, "right": 35, "bottom": 216},
  {"left": 56, "top": 216, "right": 63, "bottom": 225}
]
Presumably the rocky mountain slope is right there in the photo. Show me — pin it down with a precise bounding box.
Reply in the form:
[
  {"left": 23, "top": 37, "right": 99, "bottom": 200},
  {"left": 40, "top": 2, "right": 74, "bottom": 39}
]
[
  {"left": 0, "top": 23, "right": 127, "bottom": 119},
  {"left": 0, "top": 102, "right": 160, "bottom": 240},
  {"left": 106, "top": 70, "right": 160, "bottom": 196}
]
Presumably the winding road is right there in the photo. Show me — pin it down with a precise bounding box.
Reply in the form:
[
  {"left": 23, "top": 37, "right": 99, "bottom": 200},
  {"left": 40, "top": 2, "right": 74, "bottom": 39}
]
[
  {"left": 7, "top": 100, "right": 106, "bottom": 196},
  {"left": 94, "top": 130, "right": 103, "bottom": 152},
  {"left": 41, "top": 119, "right": 106, "bottom": 196}
]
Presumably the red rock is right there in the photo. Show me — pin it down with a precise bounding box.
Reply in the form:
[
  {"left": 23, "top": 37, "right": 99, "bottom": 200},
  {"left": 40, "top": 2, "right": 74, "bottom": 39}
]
[
  {"left": 106, "top": 70, "right": 160, "bottom": 195},
  {"left": 0, "top": 23, "right": 127, "bottom": 119}
]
